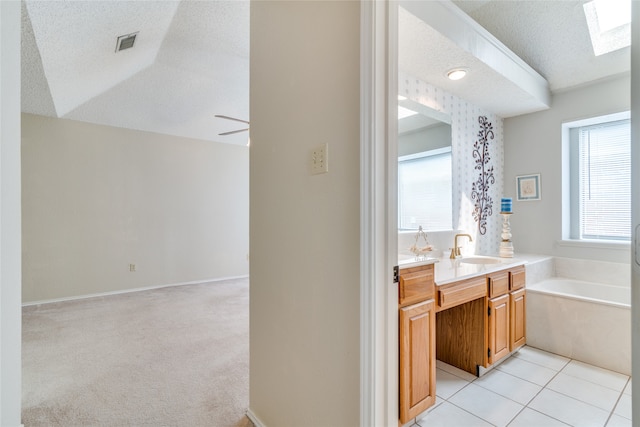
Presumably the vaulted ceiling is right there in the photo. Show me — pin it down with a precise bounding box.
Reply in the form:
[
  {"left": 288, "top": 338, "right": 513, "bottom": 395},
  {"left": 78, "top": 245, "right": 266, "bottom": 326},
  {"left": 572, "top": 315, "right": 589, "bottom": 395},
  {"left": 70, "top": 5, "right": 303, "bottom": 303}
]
[
  {"left": 21, "top": 1, "right": 629, "bottom": 145},
  {"left": 22, "top": 0, "right": 250, "bottom": 145}
]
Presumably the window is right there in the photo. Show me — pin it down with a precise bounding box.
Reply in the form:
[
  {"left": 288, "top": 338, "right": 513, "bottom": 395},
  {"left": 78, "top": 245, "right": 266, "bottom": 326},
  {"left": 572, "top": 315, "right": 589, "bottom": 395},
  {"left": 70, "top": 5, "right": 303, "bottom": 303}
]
[
  {"left": 398, "top": 147, "right": 452, "bottom": 230},
  {"left": 566, "top": 112, "right": 630, "bottom": 241}
]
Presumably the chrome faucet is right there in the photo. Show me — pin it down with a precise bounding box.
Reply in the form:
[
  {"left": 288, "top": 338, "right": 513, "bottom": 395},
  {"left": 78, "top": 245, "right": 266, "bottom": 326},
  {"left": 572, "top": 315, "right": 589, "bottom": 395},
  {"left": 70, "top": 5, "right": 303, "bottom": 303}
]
[{"left": 450, "top": 233, "right": 473, "bottom": 259}]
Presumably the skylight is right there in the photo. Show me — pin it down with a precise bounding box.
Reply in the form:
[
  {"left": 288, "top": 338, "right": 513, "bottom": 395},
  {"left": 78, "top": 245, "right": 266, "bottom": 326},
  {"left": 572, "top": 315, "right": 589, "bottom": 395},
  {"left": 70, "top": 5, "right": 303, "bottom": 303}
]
[{"left": 583, "top": 0, "right": 630, "bottom": 56}]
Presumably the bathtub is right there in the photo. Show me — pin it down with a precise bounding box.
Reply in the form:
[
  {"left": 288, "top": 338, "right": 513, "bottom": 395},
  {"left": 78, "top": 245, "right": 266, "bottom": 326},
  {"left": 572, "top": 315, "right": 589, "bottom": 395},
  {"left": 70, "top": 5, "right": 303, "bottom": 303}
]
[{"left": 526, "top": 278, "right": 630, "bottom": 375}]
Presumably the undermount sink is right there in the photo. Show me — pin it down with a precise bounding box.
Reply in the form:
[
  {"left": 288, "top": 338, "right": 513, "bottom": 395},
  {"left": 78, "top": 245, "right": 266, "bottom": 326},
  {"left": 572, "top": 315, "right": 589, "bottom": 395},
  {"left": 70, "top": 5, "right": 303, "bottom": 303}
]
[{"left": 459, "top": 256, "right": 503, "bottom": 265}]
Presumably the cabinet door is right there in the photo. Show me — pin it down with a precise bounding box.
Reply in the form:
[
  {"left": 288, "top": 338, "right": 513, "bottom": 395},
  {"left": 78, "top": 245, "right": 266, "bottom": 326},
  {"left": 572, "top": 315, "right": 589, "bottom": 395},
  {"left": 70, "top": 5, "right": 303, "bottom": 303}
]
[
  {"left": 510, "top": 289, "right": 526, "bottom": 350},
  {"left": 399, "top": 299, "right": 436, "bottom": 423},
  {"left": 488, "top": 294, "right": 510, "bottom": 364}
]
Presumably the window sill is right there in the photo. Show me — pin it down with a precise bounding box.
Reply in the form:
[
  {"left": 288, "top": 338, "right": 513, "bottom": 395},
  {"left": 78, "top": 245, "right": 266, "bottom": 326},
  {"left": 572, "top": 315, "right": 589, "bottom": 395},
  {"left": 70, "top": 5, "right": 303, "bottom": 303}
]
[{"left": 557, "top": 239, "right": 630, "bottom": 251}]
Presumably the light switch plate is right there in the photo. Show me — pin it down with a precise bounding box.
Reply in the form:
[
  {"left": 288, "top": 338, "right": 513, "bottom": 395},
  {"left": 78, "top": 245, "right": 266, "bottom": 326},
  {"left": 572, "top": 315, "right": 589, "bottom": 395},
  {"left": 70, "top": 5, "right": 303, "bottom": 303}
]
[{"left": 311, "top": 143, "right": 329, "bottom": 175}]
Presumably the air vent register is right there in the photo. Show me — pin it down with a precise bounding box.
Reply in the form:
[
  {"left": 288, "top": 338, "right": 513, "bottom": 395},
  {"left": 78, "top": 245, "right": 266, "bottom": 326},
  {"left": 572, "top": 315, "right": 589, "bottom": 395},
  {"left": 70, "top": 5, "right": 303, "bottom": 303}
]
[{"left": 115, "top": 32, "right": 138, "bottom": 52}]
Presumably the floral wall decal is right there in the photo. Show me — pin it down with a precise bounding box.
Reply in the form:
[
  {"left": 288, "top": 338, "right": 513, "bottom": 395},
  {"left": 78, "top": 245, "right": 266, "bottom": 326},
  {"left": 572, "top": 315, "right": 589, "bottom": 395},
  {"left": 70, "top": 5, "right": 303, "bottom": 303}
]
[{"left": 471, "top": 116, "right": 495, "bottom": 235}]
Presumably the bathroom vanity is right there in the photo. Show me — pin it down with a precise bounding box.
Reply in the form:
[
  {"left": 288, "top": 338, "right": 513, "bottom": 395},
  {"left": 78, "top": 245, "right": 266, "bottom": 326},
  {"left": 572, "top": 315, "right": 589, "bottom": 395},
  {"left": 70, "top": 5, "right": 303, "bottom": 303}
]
[
  {"left": 398, "top": 257, "right": 526, "bottom": 424},
  {"left": 398, "top": 261, "right": 437, "bottom": 422}
]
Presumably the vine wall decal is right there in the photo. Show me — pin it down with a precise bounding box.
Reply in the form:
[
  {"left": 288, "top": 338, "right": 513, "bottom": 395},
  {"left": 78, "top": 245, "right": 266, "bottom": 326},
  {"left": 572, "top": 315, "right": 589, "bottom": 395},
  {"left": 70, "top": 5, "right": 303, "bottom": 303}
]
[{"left": 471, "top": 116, "right": 495, "bottom": 235}]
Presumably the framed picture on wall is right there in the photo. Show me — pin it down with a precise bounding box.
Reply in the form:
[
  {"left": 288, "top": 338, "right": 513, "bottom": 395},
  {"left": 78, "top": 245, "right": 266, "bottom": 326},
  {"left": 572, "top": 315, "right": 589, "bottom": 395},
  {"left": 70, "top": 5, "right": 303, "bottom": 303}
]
[{"left": 516, "top": 174, "right": 541, "bottom": 201}]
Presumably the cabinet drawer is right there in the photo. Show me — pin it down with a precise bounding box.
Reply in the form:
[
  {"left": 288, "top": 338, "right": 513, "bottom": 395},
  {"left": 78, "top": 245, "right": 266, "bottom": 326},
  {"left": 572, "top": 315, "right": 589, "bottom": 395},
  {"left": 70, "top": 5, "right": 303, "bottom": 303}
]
[
  {"left": 437, "top": 277, "right": 486, "bottom": 311},
  {"left": 399, "top": 265, "right": 435, "bottom": 307},
  {"left": 487, "top": 270, "right": 509, "bottom": 298},
  {"left": 510, "top": 266, "right": 526, "bottom": 291}
]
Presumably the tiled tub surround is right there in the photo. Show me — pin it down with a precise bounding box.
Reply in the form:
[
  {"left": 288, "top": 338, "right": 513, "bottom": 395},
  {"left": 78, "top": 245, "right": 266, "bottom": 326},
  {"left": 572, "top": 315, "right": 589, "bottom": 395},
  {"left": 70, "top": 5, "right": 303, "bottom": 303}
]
[
  {"left": 553, "top": 257, "right": 630, "bottom": 286},
  {"left": 525, "top": 257, "right": 631, "bottom": 376}
]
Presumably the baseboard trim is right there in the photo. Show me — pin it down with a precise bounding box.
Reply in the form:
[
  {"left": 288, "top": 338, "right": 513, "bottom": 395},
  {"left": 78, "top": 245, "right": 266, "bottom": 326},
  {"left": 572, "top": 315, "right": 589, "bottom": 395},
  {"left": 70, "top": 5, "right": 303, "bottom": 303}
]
[
  {"left": 246, "top": 408, "right": 265, "bottom": 427},
  {"left": 22, "top": 275, "right": 249, "bottom": 307}
]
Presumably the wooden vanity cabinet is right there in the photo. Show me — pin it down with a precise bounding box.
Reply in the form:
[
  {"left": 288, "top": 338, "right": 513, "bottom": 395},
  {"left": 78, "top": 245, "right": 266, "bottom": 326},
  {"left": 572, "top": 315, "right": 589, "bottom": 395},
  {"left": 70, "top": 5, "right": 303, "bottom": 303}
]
[
  {"left": 487, "top": 293, "right": 510, "bottom": 364},
  {"left": 509, "top": 266, "right": 526, "bottom": 350},
  {"left": 398, "top": 264, "right": 436, "bottom": 424},
  {"left": 430, "top": 263, "right": 527, "bottom": 378},
  {"left": 486, "top": 266, "right": 526, "bottom": 365},
  {"left": 435, "top": 276, "right": 489, "bottom": 375}
]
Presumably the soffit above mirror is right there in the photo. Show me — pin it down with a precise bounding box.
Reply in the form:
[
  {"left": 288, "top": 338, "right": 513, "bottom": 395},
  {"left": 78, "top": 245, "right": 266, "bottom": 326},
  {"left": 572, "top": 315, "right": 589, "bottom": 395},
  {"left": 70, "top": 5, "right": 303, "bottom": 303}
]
[{"left": 399, "top": 1, "right": 551, "bottom": 118}]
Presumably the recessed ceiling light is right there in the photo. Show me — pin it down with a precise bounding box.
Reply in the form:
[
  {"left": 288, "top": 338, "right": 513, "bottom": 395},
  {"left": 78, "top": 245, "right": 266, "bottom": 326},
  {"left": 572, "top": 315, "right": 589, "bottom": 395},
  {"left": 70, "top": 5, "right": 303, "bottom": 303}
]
[{"left": 447, "top": 68, "right": 468, "bottom": 81}]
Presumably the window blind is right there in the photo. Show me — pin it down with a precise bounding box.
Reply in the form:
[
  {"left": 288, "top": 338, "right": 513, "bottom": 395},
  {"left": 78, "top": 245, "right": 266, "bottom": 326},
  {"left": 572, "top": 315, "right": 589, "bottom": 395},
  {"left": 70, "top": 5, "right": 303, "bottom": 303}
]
[
  {"left": 578, "top": 118, "right": 630, "bottom": 240},
  {"left": 398, "top": 151, "right": 452, "bottom": 230}
]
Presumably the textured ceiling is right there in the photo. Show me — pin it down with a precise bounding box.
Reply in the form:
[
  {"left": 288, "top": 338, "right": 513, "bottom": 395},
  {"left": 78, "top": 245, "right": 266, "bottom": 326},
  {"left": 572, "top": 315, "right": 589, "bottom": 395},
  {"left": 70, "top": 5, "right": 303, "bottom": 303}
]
[
  {"left": 22, "top": 0, "right": 250, "bottom": 145},
  {"left": 452, "top": 0, "right": 630, "bottom": 92},
  {"left": 21, "top": 1, "right": 629, "bottom": 145}
]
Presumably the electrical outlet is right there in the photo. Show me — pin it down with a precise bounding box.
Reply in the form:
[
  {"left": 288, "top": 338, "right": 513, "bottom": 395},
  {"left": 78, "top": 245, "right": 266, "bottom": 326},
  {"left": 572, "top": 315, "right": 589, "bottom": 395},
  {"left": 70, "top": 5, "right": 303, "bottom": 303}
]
[
  {"left": 311, "top": 143, "right": 329, "bottom": 175},
  {"left": 129, "top": 263, "right": 136, "bottom": 272}
]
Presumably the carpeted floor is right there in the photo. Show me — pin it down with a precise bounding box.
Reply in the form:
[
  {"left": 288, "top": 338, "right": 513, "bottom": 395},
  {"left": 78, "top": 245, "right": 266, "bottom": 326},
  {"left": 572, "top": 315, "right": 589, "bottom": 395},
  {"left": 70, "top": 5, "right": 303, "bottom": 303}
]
[{"left": 22, "top": 278, "right": 251, "bottom": 427}]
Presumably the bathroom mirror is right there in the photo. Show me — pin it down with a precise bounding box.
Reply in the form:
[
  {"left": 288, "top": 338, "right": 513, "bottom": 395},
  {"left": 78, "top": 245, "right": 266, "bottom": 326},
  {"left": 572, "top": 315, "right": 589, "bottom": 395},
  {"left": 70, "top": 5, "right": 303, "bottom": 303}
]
[{"left": 398, "top": 97, "right": 453, "bottom": 231}]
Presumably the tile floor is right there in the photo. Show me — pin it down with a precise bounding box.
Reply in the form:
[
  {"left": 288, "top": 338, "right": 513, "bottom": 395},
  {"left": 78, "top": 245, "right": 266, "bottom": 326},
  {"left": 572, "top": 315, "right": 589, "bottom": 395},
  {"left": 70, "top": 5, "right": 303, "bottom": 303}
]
[{"left": 407, "top": 346, "right": 631, "bottom": 427}]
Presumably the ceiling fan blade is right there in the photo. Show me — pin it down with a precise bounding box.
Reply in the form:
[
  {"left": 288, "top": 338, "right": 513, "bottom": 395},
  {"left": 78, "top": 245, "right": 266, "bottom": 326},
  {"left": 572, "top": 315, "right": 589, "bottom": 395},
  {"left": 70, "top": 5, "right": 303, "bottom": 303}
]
[
  {"left": 219, "top": 128, "right": 250, "bottom": 136},
  {"left": 215, "top": 114, "right": 250, "bottom": 125}
]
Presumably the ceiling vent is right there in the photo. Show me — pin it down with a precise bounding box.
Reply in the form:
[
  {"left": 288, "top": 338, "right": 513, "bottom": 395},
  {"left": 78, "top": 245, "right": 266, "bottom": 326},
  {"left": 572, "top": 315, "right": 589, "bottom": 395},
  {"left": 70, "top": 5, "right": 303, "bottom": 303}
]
[{"left": 115, "top": 32, "right": 138, "bottom": 52}]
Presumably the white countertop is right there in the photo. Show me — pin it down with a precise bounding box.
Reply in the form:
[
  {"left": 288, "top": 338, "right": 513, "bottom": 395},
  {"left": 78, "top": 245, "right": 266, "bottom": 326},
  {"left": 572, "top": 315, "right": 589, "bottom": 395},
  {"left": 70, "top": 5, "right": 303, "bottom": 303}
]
[
  {"left": 434, "top": 256, "right": 527, "bottom": 285},
  {"left": 397, "top": 254, "right": 439, "bottom": 269},
  {"left": 398, "top": 253, "right": 550, "bottom": 286}
]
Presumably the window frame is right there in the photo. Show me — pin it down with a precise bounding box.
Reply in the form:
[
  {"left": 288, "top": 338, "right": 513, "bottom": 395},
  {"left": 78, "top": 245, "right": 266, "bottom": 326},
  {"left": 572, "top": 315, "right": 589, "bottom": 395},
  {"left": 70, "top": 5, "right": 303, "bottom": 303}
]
[{"left": 562, "top": 111, "right": 631, "bottom": 245}]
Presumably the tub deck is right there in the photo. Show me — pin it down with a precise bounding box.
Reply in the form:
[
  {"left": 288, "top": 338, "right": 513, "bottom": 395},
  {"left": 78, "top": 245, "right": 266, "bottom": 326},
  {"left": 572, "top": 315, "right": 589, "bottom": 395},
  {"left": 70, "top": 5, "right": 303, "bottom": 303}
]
[{"left": 527, "top": 278, "right": 629, "bottom": 308}]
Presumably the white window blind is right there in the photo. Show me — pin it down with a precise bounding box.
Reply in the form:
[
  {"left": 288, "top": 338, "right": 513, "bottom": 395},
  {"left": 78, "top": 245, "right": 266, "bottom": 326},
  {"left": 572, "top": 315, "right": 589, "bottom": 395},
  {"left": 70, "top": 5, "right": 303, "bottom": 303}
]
[
  {"left": 398, "top": 149, "right": 452, "bottom": 230},
  {"left": 578, "top": 118, "right": 630, "bottom": 240}
]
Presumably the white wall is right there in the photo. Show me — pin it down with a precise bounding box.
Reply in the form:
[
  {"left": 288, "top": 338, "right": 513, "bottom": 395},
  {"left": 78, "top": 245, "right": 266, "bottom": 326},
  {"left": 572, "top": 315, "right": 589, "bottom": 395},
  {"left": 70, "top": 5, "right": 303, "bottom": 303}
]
[
  {"left": 22, "top": 114, "right": 249, "bottom": 303},
  {"left": 0, "top": 1, "right": 22, "bottom": 425},
  {"left": 249, "top": 1, "right": 360, "bottom": 425},
  {"left": 504, "top": 75, "right": 630, "bottom": 262},
  {"left": 400, "top": 73, "right": 504, "bottom": 255}
]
